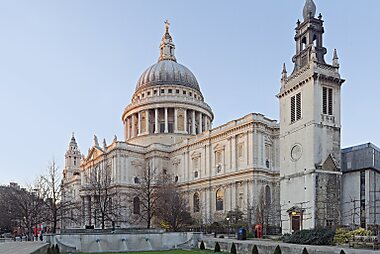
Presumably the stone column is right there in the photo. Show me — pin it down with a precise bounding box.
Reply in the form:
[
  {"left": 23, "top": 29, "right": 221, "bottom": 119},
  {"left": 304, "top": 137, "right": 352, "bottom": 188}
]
[
  {"left": 199, "top": 112, "right": 203, "bottom": 133},
  {"left": 164, "top": 107, "right": 168, "bottom": 133},
  {"left": 145, "top": 109, "right": 149, "bottom": 134},
  {"left": 184, "top": 109, "right": 187, "bottom": 133},
  {"left": 154, "top": 108, "right": 159, "bottom": 133},
  {"left": 192, "top": 110, "right": 196, "bottom": 135},
  {"left": 131, "top": 114, "right": 136, "bottom": 138},
  {"left": 174, "top": 108, "right": 178, "bottom": 133},
  {"left": 137, "top": 112, "right": 141, "bottom": 135},
  {"left": 126, "top": 117, "right": 130, "bottom": 140}
]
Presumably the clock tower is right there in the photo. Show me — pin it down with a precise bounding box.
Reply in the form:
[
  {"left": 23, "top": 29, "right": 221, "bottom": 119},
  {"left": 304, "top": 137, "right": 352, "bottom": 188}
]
[{"left": 277, "top": 0, "right": 345, "bottom": 233}]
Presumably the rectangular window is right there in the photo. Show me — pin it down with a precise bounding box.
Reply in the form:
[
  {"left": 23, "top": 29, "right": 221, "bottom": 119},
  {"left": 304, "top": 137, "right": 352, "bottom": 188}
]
[
  {"left": 291, "top": 96, "right": 295, "bottom": 123},
  {"left": 290, "top": 92, "right": 301, "bottom": 123},
  {"left": 161, "top": 89, "right": 165, "bottom": 94},
  {"left": 323, "top": 87, "right": 333, "bottom": 115},
  {"left": 296, "top": 93, "right": 301, "bottom": 120},
  {"left": 168, "top": 89, "right": 172, "bottom": 94},
  {"left": 176, "top": 89, "right": 180, "bottom": 94}
]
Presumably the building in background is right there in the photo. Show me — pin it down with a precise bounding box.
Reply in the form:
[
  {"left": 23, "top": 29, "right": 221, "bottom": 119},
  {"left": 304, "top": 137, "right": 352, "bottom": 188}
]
[{"left": 341, "top": 143, "right": 380, "bottom": 229}]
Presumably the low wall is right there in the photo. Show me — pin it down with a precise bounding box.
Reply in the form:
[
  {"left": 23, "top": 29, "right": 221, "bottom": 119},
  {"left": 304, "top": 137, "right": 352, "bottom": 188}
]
[
  {"left": 45, "top": 231, "right": 201, "bottom": 252},
  {"left": 200, "top": 237, "right": 379, "bottom": 254}
]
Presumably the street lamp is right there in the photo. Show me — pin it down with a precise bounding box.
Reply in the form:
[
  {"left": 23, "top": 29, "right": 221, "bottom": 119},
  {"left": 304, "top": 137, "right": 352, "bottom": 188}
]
[{"left": 226, "top": 217, "right": 230, "bottom": 237}]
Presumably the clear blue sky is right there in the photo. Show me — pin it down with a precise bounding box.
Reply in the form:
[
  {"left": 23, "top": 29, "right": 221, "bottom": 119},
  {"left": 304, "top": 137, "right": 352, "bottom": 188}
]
[{"left": 0, "top": 0, "right": 379, "bottom": 185}]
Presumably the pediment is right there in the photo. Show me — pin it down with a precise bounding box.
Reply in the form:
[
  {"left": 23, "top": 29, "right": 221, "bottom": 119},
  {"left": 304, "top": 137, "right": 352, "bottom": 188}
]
[
  {"left": 214, "top": 144, "right": 225, "bottom": 151},
  {"left": 321, "top": 154, "right": 339, "bottom": 171},
  {"left": 287, "top": 206, "right": 305, "bottom": 214},
  {"left": 131, "top": 159, "right": 143, "bottom": 168},
  {"left": 191, "top": 151, "right": 201, "bottom": 159},
  {"left": 85, "top": 146, "right": 104, "bottom": 161},
  {"left": 172, "top": 157, "right": 181, "bottom": 165}
]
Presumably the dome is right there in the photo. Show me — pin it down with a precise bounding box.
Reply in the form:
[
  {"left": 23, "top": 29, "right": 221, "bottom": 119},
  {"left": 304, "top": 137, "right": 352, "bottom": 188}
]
[
  {"left": 134, "top": 20, "right": 201, "bottom": 94},
  {"left": 135, "top": 60, "right": 200, "bottom": 93},
  {"left": 303, "top": 0, "right": 316, "bottom": 20}
]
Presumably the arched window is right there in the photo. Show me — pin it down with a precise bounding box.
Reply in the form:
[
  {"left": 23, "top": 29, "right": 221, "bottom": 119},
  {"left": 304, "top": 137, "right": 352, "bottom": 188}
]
[
  {"left": 133, "top": 197, "right": 140, "bottom": 214},
  {"left": 216, "top": 189, "right": 224, "bottom": 211},
  {"left": 265, "top": 185, "right": 271, "bottom": 205},
  {"left": 175, "top": 175, "right": 179, "bottom": 182},
  {"left": 134, "top": 177, "right": 140, "bottom": 184},
  {"left": 193, "top": 193, "right": 200, "bottom": 213}
]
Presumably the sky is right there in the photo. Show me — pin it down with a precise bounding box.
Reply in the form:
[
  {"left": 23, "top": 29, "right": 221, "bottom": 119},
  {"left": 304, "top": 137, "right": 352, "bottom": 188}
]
[{"left": 0, "top": 0, "right": 379, "bottom": 185}]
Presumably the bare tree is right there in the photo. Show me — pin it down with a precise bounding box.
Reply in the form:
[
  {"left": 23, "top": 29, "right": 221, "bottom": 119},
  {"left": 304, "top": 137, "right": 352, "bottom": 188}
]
[
  {"left": 255, "top": 188, "right": 276, "bottom": 235},
  {"left": 0, "top": 184, "right": 46, "bottom": 240},
  {"left": 130, "top": 162, "right": 159, "bottom": 229},
  {"left": 155, "top": 175, "right": 193, "bottom": 231},
  {"left": 84, "top": 156, "right": 121, "bottom": 229},
  {"left": 37, "top": 160, "right": 80, "bottom": 233}
]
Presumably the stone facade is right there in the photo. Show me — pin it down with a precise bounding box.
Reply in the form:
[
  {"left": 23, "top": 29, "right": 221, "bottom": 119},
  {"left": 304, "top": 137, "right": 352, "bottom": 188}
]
[
  {"left": 62, "top": 21, "right": 280, "bottom": 230},
  {"left": 277, "top": 0, "right": 344, "bottom": 233},
  {"left": 62, "top": 1, "right": 358, "bottom": 233}
]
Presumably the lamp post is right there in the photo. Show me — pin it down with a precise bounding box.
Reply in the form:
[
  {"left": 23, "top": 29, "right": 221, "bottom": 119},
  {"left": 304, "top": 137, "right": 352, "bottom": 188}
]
[{"left": 226, "top": 217, "right": 230, "bottom": 238}]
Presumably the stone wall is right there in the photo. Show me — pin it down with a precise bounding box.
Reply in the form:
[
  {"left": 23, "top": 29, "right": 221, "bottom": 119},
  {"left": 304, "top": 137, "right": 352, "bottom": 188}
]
[
  {"left": 45, "top": 231, "right": 201, "bottom": 253},
  {"left": 200, "top": 237, "right": 378, "bottom": 254}
]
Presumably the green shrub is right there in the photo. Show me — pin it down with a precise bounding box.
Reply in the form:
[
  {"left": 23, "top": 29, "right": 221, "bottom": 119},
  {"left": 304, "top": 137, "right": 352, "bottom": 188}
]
[
  {"left": 274, "top": 245, "right": 281, "bottom": 254},
  {"left": 247, "top": 231, "right": 254, "bottom": 239},
  {"left": 230, "top": 242, "right": 237, "bottom": 254},
  {"left": 339, "top": 250, "right": 345, "bottom": 254},
  {"left": 252, "top": 244, "right": 259, "bottom": 254},
  {"left": 214, "top": 242, "right": 221, "bottom": 252},
  {"left": 200, "top": 241, "right": 205, "bottom": 250},
  {"left": 302, "top": 247, "right": 308, "bottom": 254},
  {"left": 333, "top": 228, "right": 372, "bottom": 244},
  {"left": 283, "top": 228, "right": 335, "bottom": 245}
]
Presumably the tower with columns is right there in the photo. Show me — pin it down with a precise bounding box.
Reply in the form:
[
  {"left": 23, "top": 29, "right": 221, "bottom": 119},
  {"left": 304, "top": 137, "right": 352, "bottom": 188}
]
[{"left": 278, "top": 0, "right": 345, "bottom": 233}]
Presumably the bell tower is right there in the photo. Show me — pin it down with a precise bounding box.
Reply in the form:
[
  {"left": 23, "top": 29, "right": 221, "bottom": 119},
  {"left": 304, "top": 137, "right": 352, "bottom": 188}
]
[
  {"left": 277, "top": 0, "right": 345, "bottom": 233},
  {"left": 63, "top": 133, "right": 81, "bottom": 181}
]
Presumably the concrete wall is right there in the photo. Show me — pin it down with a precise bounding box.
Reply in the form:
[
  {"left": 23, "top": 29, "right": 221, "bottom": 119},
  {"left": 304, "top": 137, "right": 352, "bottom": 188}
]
[{"left": 45, "top": 232, "right": 201, "bottom": 253}]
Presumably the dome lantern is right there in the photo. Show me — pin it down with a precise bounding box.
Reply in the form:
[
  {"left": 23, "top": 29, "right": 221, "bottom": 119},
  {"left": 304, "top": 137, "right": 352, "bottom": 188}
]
[{"left": 159, "top": 20, "right": 176, "bottom": 62}]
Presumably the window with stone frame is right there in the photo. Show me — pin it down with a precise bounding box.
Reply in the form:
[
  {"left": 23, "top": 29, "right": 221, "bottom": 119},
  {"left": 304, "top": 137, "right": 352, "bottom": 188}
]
[
  {"left": 265, "top": 144, "right": 272, "bottom": 168},
  {"left": 133, "top": 197, "right": 140, "bottom": 214},
  {"left": 291, "top": 92, "right": 302, "bottom": 123},
  {"left": 238, "top": 142, "right": 244, "bottom": 159},
  {"left": 265, "top": 185, "right": 271, "bottom": 205},
  {"left": 216, "top": 189, "right": 224, "bottom": 211},
  {"left": 193, "top": 192, "right": 200, "bottom": 213},
  {"left": 215, "top": 150, "right": 222, "bottom": 166},
  {"left": 322, "top": 86, "right": 333, "bottom": 115}
]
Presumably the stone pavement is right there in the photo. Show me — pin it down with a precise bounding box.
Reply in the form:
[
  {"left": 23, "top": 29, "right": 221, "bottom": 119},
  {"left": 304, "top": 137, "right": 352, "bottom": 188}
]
[{"left": 0, "top": 241, "right": 48, "bottom": 254}]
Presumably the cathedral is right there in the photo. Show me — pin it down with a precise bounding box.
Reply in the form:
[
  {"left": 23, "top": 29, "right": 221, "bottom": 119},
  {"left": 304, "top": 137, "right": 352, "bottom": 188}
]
[{"left": 62, "top": 0, "right": 344, "bottom": 234}]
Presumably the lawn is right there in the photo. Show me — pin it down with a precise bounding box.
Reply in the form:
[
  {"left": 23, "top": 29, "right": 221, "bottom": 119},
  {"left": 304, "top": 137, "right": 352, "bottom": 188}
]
[{"left": 72, "top": 250, "right": 222, "bottom": 254}]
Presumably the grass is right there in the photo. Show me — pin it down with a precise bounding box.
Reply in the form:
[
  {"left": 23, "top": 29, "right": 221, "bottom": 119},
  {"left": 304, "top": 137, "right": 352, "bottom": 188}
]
[{"left": 71, "top": 250, "right": 221, "bottom": 254}]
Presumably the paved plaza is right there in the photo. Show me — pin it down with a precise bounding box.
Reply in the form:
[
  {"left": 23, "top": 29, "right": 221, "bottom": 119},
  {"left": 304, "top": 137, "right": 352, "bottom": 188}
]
[{"left": 0, "top": 241, "right": 47, "bottom": 254}]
